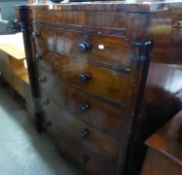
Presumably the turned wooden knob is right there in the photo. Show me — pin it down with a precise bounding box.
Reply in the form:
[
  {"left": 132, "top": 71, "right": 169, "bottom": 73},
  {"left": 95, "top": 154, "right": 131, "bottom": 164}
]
[
  {"left": 39, "top": 76, "right": 47, "bottom": 83},
  {"left": 78, "top": 41, "right": 91, "bottom": 52},
  {"left": 45, "top": 121, "right": 52, "bottom": 128},
  {"left": 79, "top": 73, "right": 91, "bottom": 82},
  {"left": 35, "top": 54, "right": 42, "bottom": 60},
  {"left": 80, "top": 102, "right": 90, "bottom": 112},
  {"left": 42, "top": 99, "right": 50, "bottom": 106},
  {"left": 32, "top": 31, "right": 40, "bottom": 39},
  {"left": 80, "top": 129, "right": 90, "bottom": 139}
]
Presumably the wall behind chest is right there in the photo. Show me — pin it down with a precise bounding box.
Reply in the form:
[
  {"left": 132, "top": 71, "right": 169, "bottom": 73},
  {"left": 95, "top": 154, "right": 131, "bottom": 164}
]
[{"left": 0, "top": 0, "right": 27, "bottom": 21}]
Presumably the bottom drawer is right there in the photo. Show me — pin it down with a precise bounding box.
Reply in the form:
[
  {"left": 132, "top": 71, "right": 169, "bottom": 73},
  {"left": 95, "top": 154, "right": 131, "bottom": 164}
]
[{"left": 46, "top": 122, "right": 118, "bottom": 175}]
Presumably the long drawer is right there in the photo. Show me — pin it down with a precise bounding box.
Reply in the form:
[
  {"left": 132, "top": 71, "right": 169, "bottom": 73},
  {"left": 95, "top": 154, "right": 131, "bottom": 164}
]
[
  {"left": 38, "top": 59, "right": 132, "bottom": 105},
  {"left": 41, "top": 93, "right": 120, "bottom": 159},
  {"left": 55, "top": 29, "right": 133, "bottom": 71},
  {"left": 33, "top": 24, "right": 133, "bottom": 72},
  {"left": 54, "top": 56, "right": 132, "bottom": 104}
]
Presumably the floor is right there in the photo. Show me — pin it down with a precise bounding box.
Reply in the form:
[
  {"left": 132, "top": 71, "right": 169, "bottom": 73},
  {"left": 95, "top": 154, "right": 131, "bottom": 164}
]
[{"left": 0, "top": 84, "right": 82, "bottom": 175}]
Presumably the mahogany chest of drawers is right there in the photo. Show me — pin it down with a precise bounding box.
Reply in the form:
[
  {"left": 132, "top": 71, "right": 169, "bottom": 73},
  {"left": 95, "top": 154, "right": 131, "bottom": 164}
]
[{"left": 17, "top": 2, "right": 182, "bottom": 175}]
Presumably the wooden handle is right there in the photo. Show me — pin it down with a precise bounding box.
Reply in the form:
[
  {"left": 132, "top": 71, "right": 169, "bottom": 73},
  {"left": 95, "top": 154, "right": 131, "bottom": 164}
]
[
  {"left": 80, "top": 102, "right": 90, "bottom": 112},
  {"left": 80, "top": 73, "right": 91, "bottom": 82},
  {"left": 78, "top": 41, "right": 91, "bottom": 52},
  {"left": 80, "top": 129, "right": 90, "bottom": 139},
  {"left": 32, "top": 32, "right": 40, "bottom": 39}
]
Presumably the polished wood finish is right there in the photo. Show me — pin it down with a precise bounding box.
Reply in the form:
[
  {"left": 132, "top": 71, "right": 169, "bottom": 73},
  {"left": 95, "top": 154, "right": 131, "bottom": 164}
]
[
  {"left": 33, "top": 24, "right": 133, "bottom": 71},
  {"left": 57, "top": 85, "right": 127, "bottom": 137},
  {"left": 17, "top": 2, "right": 182, "bottom": 175},
  {"left": 42, "top": 93, "right": 119, "bottom": 158},
  {"left": 39, "top": 69, "right": 127, "bottom": 137},
  {"left": 141, "top": 110, "right": 182, "bottom": 175},
  {"left": 47, "top": 121, "right": 118, "bottom": 175},
  {"left": 39, "top": 68, "right": 127, "bottom": 136},
  {"left": 27, "top": 5, "right": 148, "bottom": 174},
  {"left": 54, "top": 57, "right": 131, "bottom": 104}
]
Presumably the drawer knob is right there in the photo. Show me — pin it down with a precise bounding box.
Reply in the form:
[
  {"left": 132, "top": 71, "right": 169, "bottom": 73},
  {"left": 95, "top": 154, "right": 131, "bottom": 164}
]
[
  {"left": 45, "top": 121, "right": 52, "bottom": 128},
  {"left": 39, "top": 76, "right": 47, "bottom": 83},
  {"left": 80, "top": 129, "right": 89, "bottom": 139},
  {"left": 32, "top": 32, "right": 40, "bottom": 39},
  {"left": 82, "top": 153, "right": 89, "bottom": 164},
  {"left": 43, "top": 99, "right": 50, "bottom": 106},
  {"left": 78, "top": 41, "right": 91, "bottom": 52},
  {"left": 80, "top": 102, "right": 90, "bottom": 112},
  {"left": 35, "top": 54, "right": 42, "bottom": 60},
  {"left": 80, "top": 73, "right": 91, "bottom": 82}
]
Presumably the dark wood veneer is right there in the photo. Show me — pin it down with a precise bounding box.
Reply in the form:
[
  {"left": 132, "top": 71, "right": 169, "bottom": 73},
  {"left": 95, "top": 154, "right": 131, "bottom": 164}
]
[{"left": 42, "top": 93, "right": 120, "bottom": 158}]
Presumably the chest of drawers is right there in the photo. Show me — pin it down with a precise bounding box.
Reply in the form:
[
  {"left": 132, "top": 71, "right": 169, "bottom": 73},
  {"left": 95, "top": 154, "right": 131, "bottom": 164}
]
[{"left": 17, "top": 2, "right": 182, "bottom": 175}]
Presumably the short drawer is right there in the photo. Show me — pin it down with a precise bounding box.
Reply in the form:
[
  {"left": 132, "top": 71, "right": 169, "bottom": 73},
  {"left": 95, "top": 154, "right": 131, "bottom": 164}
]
[
  {"left": 41, "top": 94, "right": 120, "bottom": 159},
  {"left": 54, "top": 56, "right": 131, "bottom": 105}
]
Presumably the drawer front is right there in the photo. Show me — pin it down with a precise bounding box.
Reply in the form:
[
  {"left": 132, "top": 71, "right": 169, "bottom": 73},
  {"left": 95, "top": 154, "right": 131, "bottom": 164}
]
[
  {"left": 49, "top": 128, "right": 118, "bottom": 175},
  {"left": 33, "top": 24, "right": 133, "bottom": 71},
  {"left": 55, "top": 29, "right": 133, "bottom": 71},
  {"left": 54, "top": 56, "right": 131, "bottom": 104},
  {"left": 41, "top": 94, "right": 119, "bottom": 159}
]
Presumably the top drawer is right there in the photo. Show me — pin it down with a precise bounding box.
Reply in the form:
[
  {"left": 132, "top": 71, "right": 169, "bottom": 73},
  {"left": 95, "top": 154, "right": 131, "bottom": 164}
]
[
  {"left": 32, "top": 24, "right": 133, "bottom": 72},
  {"left": 55, "top": 29, "right": 133, "bottom": 71}
]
